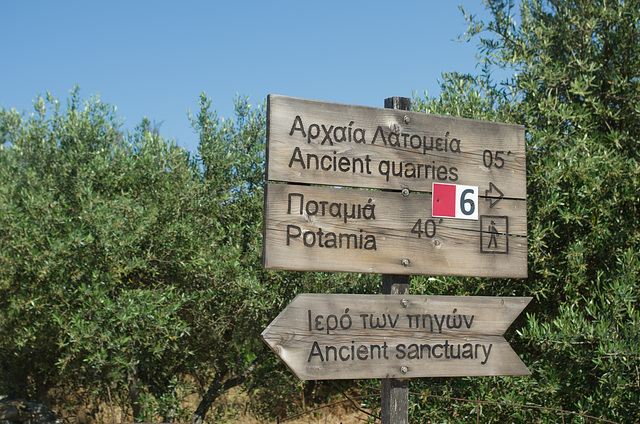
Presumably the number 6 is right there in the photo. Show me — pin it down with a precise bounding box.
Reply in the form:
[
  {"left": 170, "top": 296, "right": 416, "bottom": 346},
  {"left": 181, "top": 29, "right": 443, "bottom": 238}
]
[{"left": 460, "top": 188, "right": 476, "bottom": 216}]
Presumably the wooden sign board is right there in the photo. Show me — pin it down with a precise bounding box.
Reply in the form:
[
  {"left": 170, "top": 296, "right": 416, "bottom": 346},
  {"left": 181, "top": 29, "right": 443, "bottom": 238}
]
[
  {"left": 267, "top": 95, "right": 526, "bottom": 197},
  {"left": 261, "top": 294, "right": 531, "bottom": 380},
  {"left": 263, "top": 183, "right": 527, "bottom": 278},
  {"left": 264, "top": 95, "right": 527, "bottom": 277}
]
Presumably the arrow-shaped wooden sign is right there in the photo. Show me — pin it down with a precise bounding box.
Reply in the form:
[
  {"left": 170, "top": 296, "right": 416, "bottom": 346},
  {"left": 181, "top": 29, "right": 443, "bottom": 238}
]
[{"left": 261, "top": 294, "right": 531, "bottom": 380}]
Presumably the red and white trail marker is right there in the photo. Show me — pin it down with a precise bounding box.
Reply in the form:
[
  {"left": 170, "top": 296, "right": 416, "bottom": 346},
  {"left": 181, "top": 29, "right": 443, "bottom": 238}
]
[{"left": 432, "top": 183, "right": 479, "bottom": 220}]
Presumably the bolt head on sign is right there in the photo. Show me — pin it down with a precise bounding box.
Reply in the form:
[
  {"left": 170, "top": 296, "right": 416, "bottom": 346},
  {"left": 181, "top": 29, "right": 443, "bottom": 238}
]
[{"left": 432, "top": 183, "right": 479, "bottom": 220}]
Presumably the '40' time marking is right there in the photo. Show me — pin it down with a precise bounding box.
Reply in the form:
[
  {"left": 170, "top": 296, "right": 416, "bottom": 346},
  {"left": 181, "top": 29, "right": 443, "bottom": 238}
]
[{"left": 411, "top": 218, "right": 437, "bottom": 238}]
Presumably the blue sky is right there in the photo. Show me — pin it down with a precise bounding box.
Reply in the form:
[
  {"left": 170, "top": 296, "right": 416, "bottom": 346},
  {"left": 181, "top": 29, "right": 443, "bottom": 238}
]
[{"left": 2, "top": 1, "right": 494, "bottom": 154}]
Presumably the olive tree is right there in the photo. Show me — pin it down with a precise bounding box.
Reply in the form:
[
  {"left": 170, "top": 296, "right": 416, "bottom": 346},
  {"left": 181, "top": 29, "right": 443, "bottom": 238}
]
[
  {"left": 409, "top": 0, "right": 639, "bottom": 421},
  {"left": 0, "top": 89, "right": 377, "bottom": 422},
  {"left": 0, "top": 89, "right": 208, "bottom": 420}
]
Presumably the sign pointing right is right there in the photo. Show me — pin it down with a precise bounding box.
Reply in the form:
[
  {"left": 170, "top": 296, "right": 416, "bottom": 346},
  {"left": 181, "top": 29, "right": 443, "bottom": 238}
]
[{"left": 485, "top": 182, "right": 505, "bottom": 208}]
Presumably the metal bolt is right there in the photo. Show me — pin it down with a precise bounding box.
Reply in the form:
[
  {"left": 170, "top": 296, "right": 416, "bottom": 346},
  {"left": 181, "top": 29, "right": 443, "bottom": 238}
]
[
  {"left": 401, "top": 188, "right": 410, "bottom": 197},
  {"left": 403, "top": 115, "right": 411, "bottom": 124},
  {"left": 401, "top": 299, "right": 409, "bottom": 308},
  {"left": 400, "top": 366, "right": 409, "bottom": 374},
  {"left": 401, "top": 258, "right": 410, "bottom": 267}
]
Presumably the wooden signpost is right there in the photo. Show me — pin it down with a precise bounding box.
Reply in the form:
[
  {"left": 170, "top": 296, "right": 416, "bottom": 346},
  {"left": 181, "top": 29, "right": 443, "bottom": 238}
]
[
  {"left": 261, "top": 294, "right": 531, "bottom": 380},
  {"left": 266, "top": 95, "right": 526, "bottom": 197},
  {"left": 263, "top": 95, "right": 527, "bottom": 278},
  {"left": 263, "top": 183, "right": 526, "bottom": 277},
  {"left": 261, "top": 95, "right": 529, "bottom": 423}
]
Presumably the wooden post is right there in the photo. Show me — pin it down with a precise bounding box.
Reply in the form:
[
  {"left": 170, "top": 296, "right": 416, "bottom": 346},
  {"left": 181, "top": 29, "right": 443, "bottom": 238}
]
[
  {"left": 381, "top": 97, "right": 411, "bottom": 424},
  {"left": 381, "top": 275, "right": 410, "bottom": 424}
]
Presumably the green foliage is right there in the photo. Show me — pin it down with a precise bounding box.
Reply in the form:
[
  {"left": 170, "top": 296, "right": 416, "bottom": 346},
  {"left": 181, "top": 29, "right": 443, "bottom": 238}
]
[
  {"left": 3, "top": 2, "right": 638, "bottom": 421},
  {"left": 410, "top": 0, "right": 640, "bottom": 421},
  {"left": 0, "top": 88, "right": 204, "bottom": 419},
  {"left": 0, "top": 88, "right": 377, "bottom": 422}
]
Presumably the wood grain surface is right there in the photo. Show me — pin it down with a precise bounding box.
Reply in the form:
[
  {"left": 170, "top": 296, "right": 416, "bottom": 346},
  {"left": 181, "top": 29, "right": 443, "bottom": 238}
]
[
  {"left": 263, "top": 183, "right": 527, "bottom": 277},
  {"left": 267, "top": 95, "right": 526, "bottom": 198},
  {"left": 261, "top": 294, "right": 531, "bottom": 380}
]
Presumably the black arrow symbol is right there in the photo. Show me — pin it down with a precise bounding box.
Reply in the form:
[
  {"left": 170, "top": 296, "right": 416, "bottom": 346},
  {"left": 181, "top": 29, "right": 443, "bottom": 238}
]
[{"left": 485, "top": 182, "right": 504, "bottom": 208}]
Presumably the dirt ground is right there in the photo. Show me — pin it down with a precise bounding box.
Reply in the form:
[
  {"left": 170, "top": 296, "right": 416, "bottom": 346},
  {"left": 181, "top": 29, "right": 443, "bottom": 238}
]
[
  {"left": 231, "top": 405, "right": 374, "bottom": 424},
  {"left": 70, "top": 387, "right": 376, "bottom": 424},
  {"left": 210, "top": 388, "right": 376, "bottom": 424}
]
